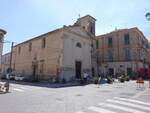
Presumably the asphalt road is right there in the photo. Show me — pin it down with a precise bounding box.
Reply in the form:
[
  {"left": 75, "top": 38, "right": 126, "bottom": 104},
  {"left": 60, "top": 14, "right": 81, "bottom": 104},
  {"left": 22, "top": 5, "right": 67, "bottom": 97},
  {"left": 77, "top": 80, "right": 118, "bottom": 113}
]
[{"left": 0, "top": 80, "right": 150, "bottom": 113}]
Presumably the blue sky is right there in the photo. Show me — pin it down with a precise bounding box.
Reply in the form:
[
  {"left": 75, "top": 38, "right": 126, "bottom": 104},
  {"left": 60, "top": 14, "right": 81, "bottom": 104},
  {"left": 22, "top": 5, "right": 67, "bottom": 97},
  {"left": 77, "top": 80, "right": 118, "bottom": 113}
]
[{"left": 0, "top": 0, "right": 150, "bottom": 54}]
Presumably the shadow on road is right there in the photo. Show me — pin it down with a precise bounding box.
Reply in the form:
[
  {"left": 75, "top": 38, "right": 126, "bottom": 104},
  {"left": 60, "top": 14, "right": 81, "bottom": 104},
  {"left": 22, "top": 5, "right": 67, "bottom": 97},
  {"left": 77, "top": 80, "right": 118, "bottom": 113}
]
[
  {"left": 0, "top": 79, "right": 83, "bottom": 89},
  {"left": 0, "top": 91, "right": 11, "bottom": 94}
]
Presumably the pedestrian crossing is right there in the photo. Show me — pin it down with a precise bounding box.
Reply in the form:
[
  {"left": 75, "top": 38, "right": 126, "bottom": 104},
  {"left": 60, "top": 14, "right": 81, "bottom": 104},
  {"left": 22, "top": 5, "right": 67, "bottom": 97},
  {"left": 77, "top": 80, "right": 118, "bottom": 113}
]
[
  {"left": 76, "top": 97, "right": 150, "bottom": 113},
  {"left": 10, "top": 85, "right": 41, "bottom": 93}
]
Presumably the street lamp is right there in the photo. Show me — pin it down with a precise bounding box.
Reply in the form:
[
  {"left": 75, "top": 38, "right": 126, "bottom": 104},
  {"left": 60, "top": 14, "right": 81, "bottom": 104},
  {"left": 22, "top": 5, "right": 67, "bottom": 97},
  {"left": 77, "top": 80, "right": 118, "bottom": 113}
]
[{"left": 145, "top": 12, "right": 150, "bottom": 21}]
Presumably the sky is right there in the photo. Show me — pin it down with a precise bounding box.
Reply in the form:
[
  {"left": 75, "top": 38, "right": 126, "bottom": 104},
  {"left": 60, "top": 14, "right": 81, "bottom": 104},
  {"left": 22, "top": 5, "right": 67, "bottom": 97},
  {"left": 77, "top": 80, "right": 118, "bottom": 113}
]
[{"left": 0, "top": 0, "right": 150, "bottom": 54}]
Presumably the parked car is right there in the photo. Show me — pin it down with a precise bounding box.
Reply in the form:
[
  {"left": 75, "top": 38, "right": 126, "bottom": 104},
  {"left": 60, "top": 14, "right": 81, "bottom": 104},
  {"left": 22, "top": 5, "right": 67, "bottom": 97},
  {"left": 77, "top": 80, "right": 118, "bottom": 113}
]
[
  {"left": 23, "top": 75, "right": 34, "bottom": 82},
  {"left": 15, "top": 74, "right": 25, "bottom": 81},
  {"left": 6, "top": 74, "right": 10, "bottom": 80},
  {"left": 9, "top": 74, "right": 16, "bottom": 80},
  {"left": 5, "top": 73, "right": 15, "bottom": 80},
  {"left": 0, "top": 74, "right": 6, "bottom": 79}
]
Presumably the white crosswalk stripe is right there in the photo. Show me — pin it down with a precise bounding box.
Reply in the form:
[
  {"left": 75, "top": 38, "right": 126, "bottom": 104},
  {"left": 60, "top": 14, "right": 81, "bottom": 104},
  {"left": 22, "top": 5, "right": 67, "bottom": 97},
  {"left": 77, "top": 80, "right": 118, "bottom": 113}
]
[
  {"left": 76, "top": 97, "right": 150, "bottom": 113},
  {"left": 88, "top": 106, "right": 117, "bottom": 113},
  {"left": 107, "top": 99, "right": 150, "bottom": 111},
  {"left": 12, "top": 86, "right": 41, "bottom": 92},
  {"left": 114, "top": 97, "right": 150, "bottom": 106},
  {"left": 98, "top": 103, "right": 146, "bottom": 113},
  {"left": 18, "top": 86, "right": 33, "bottom": 90},
  {"left": 76, "top": 111, "right": 85, "bottom": 113},
  {"left": 13, "top": 88, "right": 24, "bottom": 92}
]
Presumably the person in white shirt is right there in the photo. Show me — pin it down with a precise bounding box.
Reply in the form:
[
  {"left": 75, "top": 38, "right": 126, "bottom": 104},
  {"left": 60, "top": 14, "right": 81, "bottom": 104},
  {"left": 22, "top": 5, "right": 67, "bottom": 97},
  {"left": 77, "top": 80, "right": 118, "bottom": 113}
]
[{"left": 83, "top": 72, "right": 88, "bottom": 83}]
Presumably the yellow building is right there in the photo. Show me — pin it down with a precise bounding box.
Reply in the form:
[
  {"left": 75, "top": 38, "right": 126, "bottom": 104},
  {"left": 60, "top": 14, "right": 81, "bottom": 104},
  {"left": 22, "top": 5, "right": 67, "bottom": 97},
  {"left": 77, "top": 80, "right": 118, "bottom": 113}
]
[
  {"left": 11, "top": 15, "right": 96, "bottom": 81},
  {"left": 96, "top": 27, "right": 150, "bottom": 76}
]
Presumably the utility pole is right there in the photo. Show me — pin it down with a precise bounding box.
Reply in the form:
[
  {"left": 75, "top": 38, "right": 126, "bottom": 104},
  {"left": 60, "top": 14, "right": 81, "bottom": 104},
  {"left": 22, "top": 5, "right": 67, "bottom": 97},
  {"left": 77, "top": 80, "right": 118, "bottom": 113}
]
[{"left": 9, "top": 42, "right": 14, "bottom": 72}]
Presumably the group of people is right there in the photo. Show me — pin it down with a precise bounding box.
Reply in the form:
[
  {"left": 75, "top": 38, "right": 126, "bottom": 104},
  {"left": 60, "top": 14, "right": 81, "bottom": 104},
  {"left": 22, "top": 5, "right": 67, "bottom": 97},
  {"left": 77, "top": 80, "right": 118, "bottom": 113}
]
[
  {"left": 82, "top": 72, "right": 103, "bottom": 85},
  {"left": 83, "top": 72, "right": 91, "bottom": 84}
]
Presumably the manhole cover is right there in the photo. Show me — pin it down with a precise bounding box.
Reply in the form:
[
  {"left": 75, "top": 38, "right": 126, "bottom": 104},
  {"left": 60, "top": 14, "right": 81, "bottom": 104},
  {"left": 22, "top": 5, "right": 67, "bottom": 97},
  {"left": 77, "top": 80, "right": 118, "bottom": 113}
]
[
  {"left": 55, "top": 98, "right": 63, "bottom": 101},
  {"left": 76, "top": 94, "right": 82, "bottom": 96}
]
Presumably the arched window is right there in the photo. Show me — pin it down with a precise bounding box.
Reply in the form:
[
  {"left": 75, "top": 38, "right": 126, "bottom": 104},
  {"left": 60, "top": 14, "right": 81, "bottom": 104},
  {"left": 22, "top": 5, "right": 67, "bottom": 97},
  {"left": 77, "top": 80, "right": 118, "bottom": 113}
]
[{"left": 76, "top": 42, "right": 82, "bottom": 48}]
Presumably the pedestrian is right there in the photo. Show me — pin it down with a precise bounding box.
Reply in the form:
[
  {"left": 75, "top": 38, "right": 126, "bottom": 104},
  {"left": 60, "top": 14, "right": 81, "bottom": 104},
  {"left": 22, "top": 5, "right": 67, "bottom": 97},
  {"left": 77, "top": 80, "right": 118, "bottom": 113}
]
[
  {"left": 98, "top": 75, "right": 101, "bottom": 87},
  {"left": 136, "top": 77, "right": 140, "bottom": 89},
  {"left": 86, "top": 72, "right": 91, "bottom": 84},
  {"left": 83, "top": 72, "right": 87, "bottom": 84},
  {"left": 137, "top": 77, "right": 144, "bottom": 90},
  {"left": 141, "top": 77, "right": 145, "bottom": 89}
]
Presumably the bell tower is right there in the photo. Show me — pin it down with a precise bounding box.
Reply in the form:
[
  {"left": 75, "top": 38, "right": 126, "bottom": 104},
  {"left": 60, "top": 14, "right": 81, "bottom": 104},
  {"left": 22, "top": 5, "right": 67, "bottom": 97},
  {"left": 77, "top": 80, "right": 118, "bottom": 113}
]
[
  {"left": 75, "top": 15, "right": 96, "bottom": 38},
  {"left": 75, "top": 15, "right": 98, "bottom": 76},
  {"left": 0, "top": 29, "right": 6, "bottom": 64}
]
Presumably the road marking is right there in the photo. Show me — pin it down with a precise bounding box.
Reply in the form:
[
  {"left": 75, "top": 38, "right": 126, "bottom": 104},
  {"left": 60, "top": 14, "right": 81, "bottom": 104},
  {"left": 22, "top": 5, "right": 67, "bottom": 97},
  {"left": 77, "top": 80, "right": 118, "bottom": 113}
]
[
  {"left": 99, "top": 103, "right": 146, "bottom": 113},
  {"left": 133, "top": 88, "right": 149, "bottom": 98},
  {"left": 13, "top": 88, "right": 24, "bottom": 92},
  {"left": 88, "top": 106, "right": 117, "bottom": 113},
  {"left": 19, "top": 86, "right": 33, "bottom": 90},
  {"left": 114, "top": 97, "right": 150, "bottom": 106},
  {"left": 76, "top": 111, "right": 85, "bottom": 113},
  {"left": 107, "top": 99, "right": 150, "bottom": 111}
]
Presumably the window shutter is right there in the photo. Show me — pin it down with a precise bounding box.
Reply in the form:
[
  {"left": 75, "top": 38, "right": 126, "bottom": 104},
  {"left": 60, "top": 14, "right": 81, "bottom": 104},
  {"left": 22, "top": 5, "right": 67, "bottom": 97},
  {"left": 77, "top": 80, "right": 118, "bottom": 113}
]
[
  {"left": 96, "top": 40, "right": 99, "bottom": 49},
  {"left": 108, "top": 37, "right": 112, "bottom": 47},
  {"left": 124, "top": 34, "right": 130, "bottom": 44}
]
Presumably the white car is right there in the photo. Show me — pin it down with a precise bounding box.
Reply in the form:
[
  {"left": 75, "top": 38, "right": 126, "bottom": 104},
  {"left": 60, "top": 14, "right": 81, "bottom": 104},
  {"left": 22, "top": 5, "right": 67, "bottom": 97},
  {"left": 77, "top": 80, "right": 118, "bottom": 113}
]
[{"left": 15, "top": 75, "right": 25, "bottom": 81}]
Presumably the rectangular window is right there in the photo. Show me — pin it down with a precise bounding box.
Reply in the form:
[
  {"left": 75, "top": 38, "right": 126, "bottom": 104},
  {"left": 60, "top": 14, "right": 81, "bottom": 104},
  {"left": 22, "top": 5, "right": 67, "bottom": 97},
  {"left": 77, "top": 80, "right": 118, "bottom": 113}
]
[
  {"left": 137, "top": 49, "right": 141, "bottom": 58},
  {"left": 96, "top": 40, "right": 99, "bottom": 49},
  {"left": 42, "top": 38, "right": 46, "bottom": 48},
  {"left": 108, "top": 37, "right": 113, "bottom": 47},
  {"left": 29, "top": 43, "right": 32, "bottom": 52},
  {"left": 96, "top": 53, "right": 100, "bottom": 63},
  {"left": 18, "top": 46, "right": 21, "bottom": 54},
  {"left": 108, "top": 50, "right": 113, "bottom": 61},
  {"left": 124, "top": 48, "right": 131, "bottom": 60},
  {"left": 124, "top": 33, "right": 130, "bottom": 45}
]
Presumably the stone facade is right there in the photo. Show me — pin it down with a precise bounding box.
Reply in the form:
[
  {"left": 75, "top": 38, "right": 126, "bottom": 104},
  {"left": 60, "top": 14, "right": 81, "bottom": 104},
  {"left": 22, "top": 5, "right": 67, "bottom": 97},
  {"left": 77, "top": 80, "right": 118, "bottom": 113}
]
[
  {"left": 96, "top": 27, "right": 150, "bottom": 76},
  {"left": 11, "top": 15, "right": 96, "bottom": 81},
  {"left": 0, "top": 52, "right": 10, "bottom": 73}
]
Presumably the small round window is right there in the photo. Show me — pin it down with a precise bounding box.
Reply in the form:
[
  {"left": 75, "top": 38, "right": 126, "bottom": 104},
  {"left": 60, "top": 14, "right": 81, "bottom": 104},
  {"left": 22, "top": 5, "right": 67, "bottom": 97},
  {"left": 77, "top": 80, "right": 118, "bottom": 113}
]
[{"left": 76, "top": 42, "right": 82, "bottom": 48}]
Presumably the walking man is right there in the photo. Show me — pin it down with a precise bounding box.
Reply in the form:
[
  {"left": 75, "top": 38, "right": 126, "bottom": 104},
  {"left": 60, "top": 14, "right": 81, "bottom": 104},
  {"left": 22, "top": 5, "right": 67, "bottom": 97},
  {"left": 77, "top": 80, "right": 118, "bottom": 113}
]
[
  {"left": 98, "top": 75, "right": 101, "bottom": 87},
  {"left": 83, "top": 72, "right": 88, "bottom": 84}
]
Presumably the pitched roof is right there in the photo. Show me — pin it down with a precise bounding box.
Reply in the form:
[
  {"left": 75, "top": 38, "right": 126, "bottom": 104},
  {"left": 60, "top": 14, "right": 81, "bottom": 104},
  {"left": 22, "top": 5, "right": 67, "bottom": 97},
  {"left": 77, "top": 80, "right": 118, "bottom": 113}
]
[
  {"left": 14, "top": 28, "right": 62, "bottom": 47},
  {"left": 78, "top": 15, "right": 96, "bottom": 21}
]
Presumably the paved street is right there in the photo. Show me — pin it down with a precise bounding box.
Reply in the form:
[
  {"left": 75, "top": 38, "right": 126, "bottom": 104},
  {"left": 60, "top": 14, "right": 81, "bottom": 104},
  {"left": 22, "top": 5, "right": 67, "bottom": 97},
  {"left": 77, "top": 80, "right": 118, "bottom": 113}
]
[{"left": 0, "top": 81, "right": 150, "bottom": 113}]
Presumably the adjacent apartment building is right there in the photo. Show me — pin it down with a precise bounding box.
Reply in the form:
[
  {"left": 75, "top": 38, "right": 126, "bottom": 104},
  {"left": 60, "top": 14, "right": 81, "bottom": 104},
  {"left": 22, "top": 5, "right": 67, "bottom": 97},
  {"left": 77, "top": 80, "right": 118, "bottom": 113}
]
[
  {"left": 96, "top": 27, "right": 150, "bottom": 76},
  {"left": 11, "top": 15, "right": 97, "bottom": 81}
]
